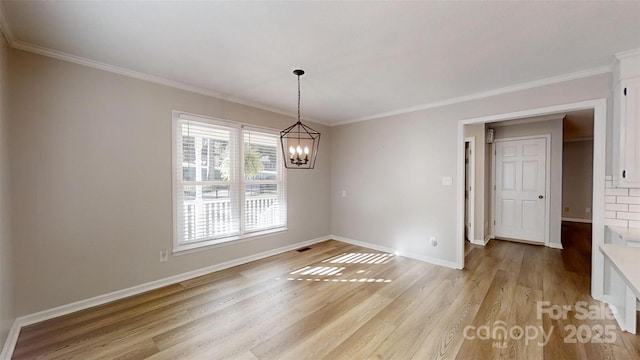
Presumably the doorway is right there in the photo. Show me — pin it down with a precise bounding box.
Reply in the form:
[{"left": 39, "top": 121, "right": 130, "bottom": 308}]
[
  {"left": 456, "top": 99, "right": 606, "bottom": 302},
  {"left": 561, "top": 110, "right": 595, "bottom": 284}
]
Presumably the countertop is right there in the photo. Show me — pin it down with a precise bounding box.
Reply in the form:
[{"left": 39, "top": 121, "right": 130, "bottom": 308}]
[
  {"left": 607, "top": 226, "right": 640, "bottom": 243},
  {"left": 600, "top": 243, "right": 640, "bottom": 299}
]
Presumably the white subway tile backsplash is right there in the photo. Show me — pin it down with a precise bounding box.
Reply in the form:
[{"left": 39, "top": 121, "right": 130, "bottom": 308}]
[
  {"left": 606, "top": 218, "right": 629, "bottom": 227},
  {"left": 606, "top": 203, "right": 629, "bottom": 211},
  {"left": 606, "top": 188, "right": 629, "bottom": 196},
  {"left": 600, "top": 176, "right": 640, "bottom": 229},
  {"left": 618, "top": 212, "right": 640, "bottom": 220},
  {"left": 617, "top": 196, "right": 640, "bottom": 204}
]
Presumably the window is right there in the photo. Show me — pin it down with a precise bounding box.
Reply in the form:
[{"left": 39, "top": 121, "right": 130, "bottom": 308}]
[{"left": 173, "top": 112, "right": 286, "bottom": 252}]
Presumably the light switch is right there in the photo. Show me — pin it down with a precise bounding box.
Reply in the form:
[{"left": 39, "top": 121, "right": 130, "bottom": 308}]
[
  {"left": 341, "top": 190, "right": 347, "bottom": 197},
  {"left": 442, "top": 177, "right": 453, "bottom": 186}
]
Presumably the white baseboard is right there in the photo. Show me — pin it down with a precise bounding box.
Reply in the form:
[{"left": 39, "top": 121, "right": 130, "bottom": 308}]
[
  {"left": 0, "top": 234, "right": 331, "bottom": 360},
  {"left": 470, "top": 236, "right": 491, "bottom": 246},
  {"left": 547, "top": 242, "right": 564, "bottom": 250},
  {"left": 597, "top": 294, "right": 612, "bottom": 304},
  {"left": 0, "top": 320, "right": 21, "bottom": 360},
  {"left": 562, "top": 217, "right": 592, "bottom": 224},
  {"left": 330, "top": 234, "right": 459, "bottom": 269}
]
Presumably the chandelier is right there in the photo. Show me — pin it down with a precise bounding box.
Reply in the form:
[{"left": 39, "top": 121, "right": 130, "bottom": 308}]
[{"left": 280, "top": 69, "right": 320, "bottom": 169}]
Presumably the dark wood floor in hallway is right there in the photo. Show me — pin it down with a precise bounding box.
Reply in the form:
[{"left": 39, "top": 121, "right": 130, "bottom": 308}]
[{"left": 12, "top": 223, "right": 640, "bottom": 359}]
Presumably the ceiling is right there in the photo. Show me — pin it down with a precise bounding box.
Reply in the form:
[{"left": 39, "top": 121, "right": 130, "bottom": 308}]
[{"left": 2, "top": 1, "right": 640, "bottom": 126}]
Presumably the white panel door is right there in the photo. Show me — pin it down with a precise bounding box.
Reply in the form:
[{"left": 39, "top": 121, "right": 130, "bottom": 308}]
[{"left": 494, "top": 138, "right": 547, "bottom": 243}]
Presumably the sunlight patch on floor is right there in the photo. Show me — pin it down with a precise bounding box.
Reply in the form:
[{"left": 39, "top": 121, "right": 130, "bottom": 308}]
[
  {"left": 322, "top": 252, "right": 394, "bottom": 264},
  {"left": 279, "top": 252, "right": 395, "bottom": 283}
]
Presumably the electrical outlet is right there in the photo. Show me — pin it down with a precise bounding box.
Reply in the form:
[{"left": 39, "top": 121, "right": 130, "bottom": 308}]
[
  {"left": 430, "top": 236, "right": 438, "bottom": 246},
  {"left": 563, "top": 207, "right": 570, "bottom": 213},
  {"left": 160, "top": 249, "right": 169, "bottom": 262},
  {"left": 586, "top": 207, "right": 591, "bottom": 214}
]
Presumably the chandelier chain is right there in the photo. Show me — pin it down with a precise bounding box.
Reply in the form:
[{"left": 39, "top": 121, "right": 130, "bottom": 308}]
[{"left": 297, "top": 73, "right": 301, "bottom": 124}]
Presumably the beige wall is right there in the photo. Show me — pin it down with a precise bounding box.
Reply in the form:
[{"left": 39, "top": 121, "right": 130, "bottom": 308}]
[
  {"left": 463, "top": 124, "right": 485, "bottom": 242},
  {"left": 562, "top": 140, "right": 594, "bottom": 220},
  {"left": 331, "top": 74, "right": 610, "bottom": 264},
  {"left": 0, "top": 33, "right": 14, "bottom": 345},
  {"left": 8, "top": 48, "right": 332, "bottom": 316},
  {"left": 2, "top": 44, "right": 614, "bottom": 316},
  {"left": 493, "top": 119, "right": 564, "bottom": 246}
]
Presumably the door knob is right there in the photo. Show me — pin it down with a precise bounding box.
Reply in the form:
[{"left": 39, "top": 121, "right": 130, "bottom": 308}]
[{"left": 538, "top": 195, "right": 544, "bottom": 199}]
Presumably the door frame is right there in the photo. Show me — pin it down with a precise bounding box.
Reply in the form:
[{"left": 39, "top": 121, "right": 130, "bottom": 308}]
[
  {"left": 491, "top": 134, "right": 551, "bottom": 247},
  {"left": 456, "top": 98, "right": 606, "bottom": 303},
  {"left": 464, "top": 136, "right": 475, "bottom": 242}
]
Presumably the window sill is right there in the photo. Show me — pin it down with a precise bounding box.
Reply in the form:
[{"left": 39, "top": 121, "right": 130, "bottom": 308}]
[{"left": 172, "top": 227, "right": 288, "bottom": 256}]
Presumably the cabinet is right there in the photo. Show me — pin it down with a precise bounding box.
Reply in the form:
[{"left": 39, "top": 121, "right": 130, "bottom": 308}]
[
  {"left": 616, "top": 79, "right": 640, "bottom": 186},
  {"left": 613, "top": 51, "right": 640, "bottom": 187}
]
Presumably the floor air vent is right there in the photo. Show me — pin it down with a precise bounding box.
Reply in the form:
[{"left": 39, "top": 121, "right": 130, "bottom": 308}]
[{"left": 296, "top": 247, "right": 312, "bottom": 253}]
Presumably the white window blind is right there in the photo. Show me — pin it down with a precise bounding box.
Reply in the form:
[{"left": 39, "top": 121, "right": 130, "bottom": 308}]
[
  {"left": 173, "top": 112, "right": 286, "bottom": 251},
  {"left": 243, "top": 129, "right": 286, "bottom": 233}
]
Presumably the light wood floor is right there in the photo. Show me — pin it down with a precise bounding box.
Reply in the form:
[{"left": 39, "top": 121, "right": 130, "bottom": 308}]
[{"left": 12, "top": 223, "right": 640, "bottom": 359}]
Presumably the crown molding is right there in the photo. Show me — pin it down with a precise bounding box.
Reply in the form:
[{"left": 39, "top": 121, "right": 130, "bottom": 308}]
[
  {"left": 611, "top": 48, "right": 640, "bottom": 70},
  {"left": 335, "top": 65, "right": 611, "bottom": 126},
  {"left": 615, "top": 48, "right": 640, "bottom": 60},
  {"left": 8, "top": 40, "right": 330, "bottom": 127},
  {"left": 563, "top": 136, "right": 594, "bottom": 143},
  {"left": 0, "top": 14, "right": 619, "bottom": 129},
  {"left": 491, "top": 113, "right": 566, "bottom": 127}
]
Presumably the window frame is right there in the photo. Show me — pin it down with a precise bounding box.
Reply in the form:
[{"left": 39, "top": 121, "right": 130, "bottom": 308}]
[{"left": 172, "top": 111, "right": 287, "bottom": 253}]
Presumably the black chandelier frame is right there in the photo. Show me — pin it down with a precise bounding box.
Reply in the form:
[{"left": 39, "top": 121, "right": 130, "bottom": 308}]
[{"left": 280, "top": 69, "right": 321, "bottom": 169}]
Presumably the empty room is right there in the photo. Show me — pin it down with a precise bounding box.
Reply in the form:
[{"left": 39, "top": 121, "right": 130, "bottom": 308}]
[{"left": 1, "top": 1, "right": 640, "bottom": 359}]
